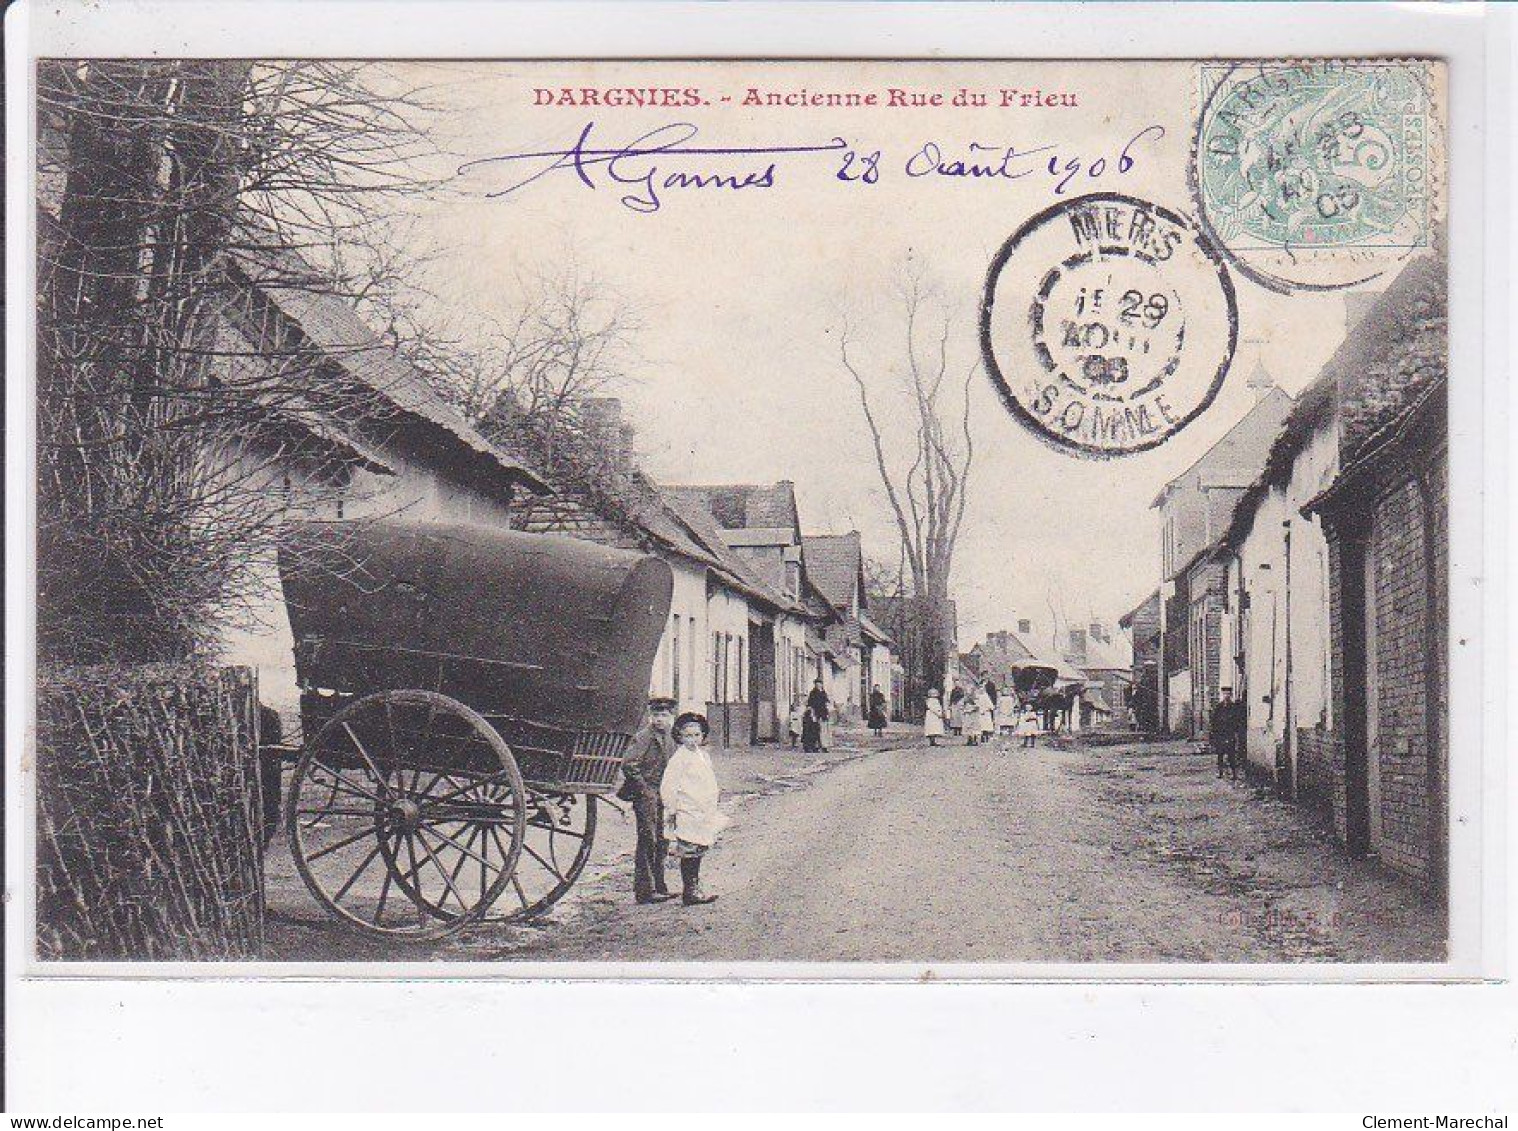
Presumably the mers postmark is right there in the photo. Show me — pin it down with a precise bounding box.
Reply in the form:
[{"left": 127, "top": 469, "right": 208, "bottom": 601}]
[
  {"left": 1193, "top": 60, "right": 1436, "bottom": 292},
  {"left": 980, "top": 193, "right": 1238, "bottom": 459}
]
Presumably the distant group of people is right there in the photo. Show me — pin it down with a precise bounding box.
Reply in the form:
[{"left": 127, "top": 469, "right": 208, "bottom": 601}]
[
  {"left": 785, "top": 677, "right": 894, "bottom": 752},
  {"left": 786, "top": 678, "right": 835, "bottom": 753},
  {"left": 921, "top": 679, "right": 1043, "bottom": 749}
]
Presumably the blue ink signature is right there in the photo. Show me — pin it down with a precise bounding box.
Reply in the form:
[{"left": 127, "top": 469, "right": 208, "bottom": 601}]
[
  {"left": 456, "top": 121, "right": 1167, "bottom": 211},
  {"left": 457, "top": 121, "right": 847, "bottom": 213}
]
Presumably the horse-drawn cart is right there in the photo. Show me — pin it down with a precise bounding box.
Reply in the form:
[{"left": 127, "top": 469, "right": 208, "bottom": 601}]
[{"left": 277, "top": 518, "right": 673, "bottom": 940}]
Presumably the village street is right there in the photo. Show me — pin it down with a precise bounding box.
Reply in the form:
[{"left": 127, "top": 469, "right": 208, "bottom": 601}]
[{"left": 264, "top": 732, "right": 1444, "bottom": 964}]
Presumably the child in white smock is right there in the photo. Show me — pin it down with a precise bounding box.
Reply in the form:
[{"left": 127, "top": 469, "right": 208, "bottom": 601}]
[{"left": 661, "top": 712, "right": 729, "bottom": 906}]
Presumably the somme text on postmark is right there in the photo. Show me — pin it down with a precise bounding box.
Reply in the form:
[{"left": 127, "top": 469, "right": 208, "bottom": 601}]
[
  {"left": 979, "top": 192, "right": 1239, "bottom": 459},
  {"left": 1191, "top": 59, "right": 1442, "bottom": 292}
]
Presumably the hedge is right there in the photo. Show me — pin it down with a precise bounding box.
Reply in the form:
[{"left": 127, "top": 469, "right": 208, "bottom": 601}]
[{"left": 36, "top": 663, "right": 265, "bottom": 960}]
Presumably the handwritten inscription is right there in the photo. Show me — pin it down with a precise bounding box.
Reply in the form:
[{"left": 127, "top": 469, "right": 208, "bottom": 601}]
[{"left": 456, "top": 121, "right": 1165, "bottom": 214}]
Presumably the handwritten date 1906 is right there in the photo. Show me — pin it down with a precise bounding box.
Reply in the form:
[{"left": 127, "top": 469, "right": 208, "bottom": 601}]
[{"left": 457, "top": 121, "right": 1165, "bottom": 213}]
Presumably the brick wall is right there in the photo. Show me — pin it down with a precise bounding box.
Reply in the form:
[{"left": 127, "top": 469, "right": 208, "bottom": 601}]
[
  {"left": 1326, "top": 534, "right": 1351, "bottom": 842},
  {"left": 1187, "top": 560, "right": 1228, "bottom": 736},
  {"left": 1365, "top": 454, "right": 1447, "bottom": 887},
  {"left": 1322, "top": 444, "right": 1447, "bottom": 891},
  {"left": 1296, "top": 723, "right": 1338, "bottom": 825}
]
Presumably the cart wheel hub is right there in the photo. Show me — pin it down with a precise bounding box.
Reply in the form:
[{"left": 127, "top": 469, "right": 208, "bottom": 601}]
[{"left": 392, "top": 798, "right": 423, "bottom": 833}]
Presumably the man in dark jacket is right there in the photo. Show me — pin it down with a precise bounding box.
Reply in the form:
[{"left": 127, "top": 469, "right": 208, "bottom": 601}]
[
  {"left": 622, "top": 696, "right": 677, "bottom": 903},
  {"left": 1212, "top": 687, "right": 1245, "bottom": 780},
  {"left": 806, "top": 678, "right": 832, "bottom": 752}
]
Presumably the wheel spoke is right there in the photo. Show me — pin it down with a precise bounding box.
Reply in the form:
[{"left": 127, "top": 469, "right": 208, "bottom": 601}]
[
  {"left": 309, "top": 765, "right": 384, "bottom": 804},
  {"left": 305, "top": 823, "right": 379, "bottom": 863},
  {"left": 479, "top": 824, "right": 489, "bottom": 902},
  {"left": 520, "top": 839, "right": 565, "bottom": 883},
  {"left": 418, "top": 812, "right": 517, "bottom": 828},
  {"left": 421, "top": 770, "right": 516, "bottom": 810},
  {"left": 374, "top": 846, "right": 395, "bottom": 925},
  {"left": 415, "top": 828, "right": 468, "bottom": 912},
  {"left": 528, "top": 819, "right": 586, "bottom": 840},
  {"left": 486, "top": 824, "right": 528, "bottom": 910},
  {"left": 424, "top": 821, "right": 502, "bottom": 874},
  {"left": 332, "top": 842, "right": 384, "bottom": 906},
  {"left": 405, "top": 834, "right": 427, "bottom": 924},
  {"left": 340, "top": 721, "right": 387, "bottom": 785},
  {"left": 443, "top": 824, "right": 484, "bottom": 901}
]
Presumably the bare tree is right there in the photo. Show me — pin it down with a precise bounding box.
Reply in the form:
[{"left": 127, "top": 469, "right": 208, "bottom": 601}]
[
  {"left": 837, "top": 260, "right": 977, "bottom": 707},
  {"left": 36, "top": 60, "right": 439, "bottom": 664},
  {"left": 863, "top": 553, "right": 908, "bottom": 606}
]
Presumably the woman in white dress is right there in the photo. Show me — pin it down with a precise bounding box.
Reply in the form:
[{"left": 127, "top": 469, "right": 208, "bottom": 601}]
[
  {"left": 922, "top": 689, "right": 946, "bottom": 747},
  {"left": 962, "top": 682, "right": 982, "bottom": 744},
  {"left": 996, "top": 688, "right": 1020, "bottom": 735},
  {"left": 1016, "top": 703, "right": 1042, "bottom": 748},
  {"left": 976, "top": 682, "right": 997, "bottom": 744}
]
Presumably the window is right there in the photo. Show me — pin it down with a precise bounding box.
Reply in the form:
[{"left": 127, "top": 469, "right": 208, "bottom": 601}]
[
  {"left": 1018, "top": 618, "right": 1032, "bottom": 635},
  {"left": 712, "top": 632, "right": 723, "bottom": 702},
  {"left": 737, "top": 636, "right": 746, "bottom": 701}
]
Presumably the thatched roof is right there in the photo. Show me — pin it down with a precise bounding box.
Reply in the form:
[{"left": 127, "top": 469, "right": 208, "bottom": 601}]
[{"left": 226, "top": 228, "right": 546, "bottom": 499}]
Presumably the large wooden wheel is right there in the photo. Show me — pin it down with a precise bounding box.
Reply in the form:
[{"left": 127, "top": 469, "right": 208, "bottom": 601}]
[
  {"left": 286, "top": 689, "right": 527, "bottom": 941},
  {"left": 487, "top": 792, "right": 598, "bottom": 923}
]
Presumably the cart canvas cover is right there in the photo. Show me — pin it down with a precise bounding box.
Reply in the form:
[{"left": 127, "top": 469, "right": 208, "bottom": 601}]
[{"left": 279, "top": 519, "right": 674, "bottom": 737}]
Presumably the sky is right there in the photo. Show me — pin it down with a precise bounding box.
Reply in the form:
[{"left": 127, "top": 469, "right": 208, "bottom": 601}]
[{"left": 380, "top": 60, "right": 1374, "bottom": 647}]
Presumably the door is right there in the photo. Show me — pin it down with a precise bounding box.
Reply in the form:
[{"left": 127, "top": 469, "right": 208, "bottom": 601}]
[
  {"left": 750, "top": 621, "right": 777, "bottom": 743},
  {"left": 1339, "top": 530, "right": 1371, "bottom": 856}
]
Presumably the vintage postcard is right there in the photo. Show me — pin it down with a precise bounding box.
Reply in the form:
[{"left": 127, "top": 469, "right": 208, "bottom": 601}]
[{"left": 24, "top": 53, "right": 1462, "bottom": 972}]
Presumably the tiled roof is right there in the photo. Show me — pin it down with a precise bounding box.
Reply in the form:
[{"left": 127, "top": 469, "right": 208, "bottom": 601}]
[
  {"left": 666, "top": 482, "right": 799, "bottom": 532},
  {"left": 858, "top": 611, "right": 893, "bottom": 646},
  {"left": 1074, "top": 634, "right": 1132, "bottom": 672},
  {"left": 226, "top": 228, "right": 546, "bottom": 498},
  {"left": 1150, "top": 387, "right": 1295, "bottom": 508},
  {"left": 1118, "top": 590, "right": 1160, "bottom": 630},
  {"left": 658, "top": 487, "right": 804, "bottom": 615},
  {"left": 802, "top": 532, "right": 862, "bottom": 611},
  {"left": 1220, "top": 253, "right": 1444, "bottom": 555}
]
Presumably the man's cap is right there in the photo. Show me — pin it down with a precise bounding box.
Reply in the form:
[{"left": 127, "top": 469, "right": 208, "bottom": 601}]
[{"left": 648, "top": 696, "right": 678, "bottom": 711}]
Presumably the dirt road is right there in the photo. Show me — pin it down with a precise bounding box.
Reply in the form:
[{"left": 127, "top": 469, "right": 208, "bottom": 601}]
[{"left": 266, "top": 734, "right": 1444, "bottom": 963}]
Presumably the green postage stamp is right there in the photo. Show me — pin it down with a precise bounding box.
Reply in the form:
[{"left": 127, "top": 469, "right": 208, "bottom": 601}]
[{"left": 1192, "top": 60, "right": 1441, "bottom": 292}]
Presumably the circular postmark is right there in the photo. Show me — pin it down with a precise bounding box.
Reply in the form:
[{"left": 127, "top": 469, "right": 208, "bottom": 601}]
[
  {"left": 1191, "top": 60, "right": 1436, "bottom": 293},
  {"left": 980, "top": 192, "right": 1238, "bottom": 459}
]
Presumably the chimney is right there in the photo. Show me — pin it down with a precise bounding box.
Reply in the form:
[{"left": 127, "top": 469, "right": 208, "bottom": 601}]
[
  {"left": 1245, "top": 357, "right": 1275, "bottom": 400},
  {"left": 1068, "top": 628, "right": 1087, "bottom": 662},
  {"left": 1089, "top": 621, "right": 1103, "bottom": 645},
  {"left": 582, "top": 397, "right": 631, "bottom": 470}
]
